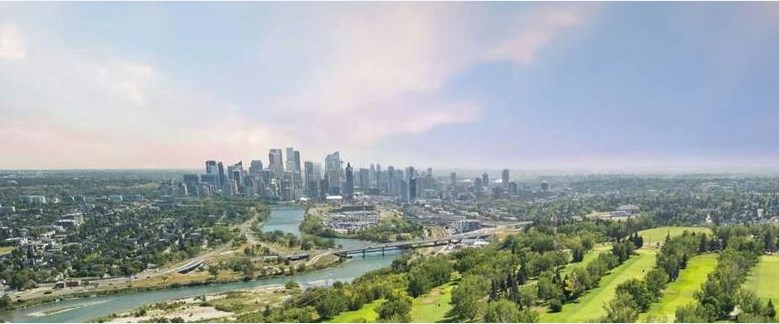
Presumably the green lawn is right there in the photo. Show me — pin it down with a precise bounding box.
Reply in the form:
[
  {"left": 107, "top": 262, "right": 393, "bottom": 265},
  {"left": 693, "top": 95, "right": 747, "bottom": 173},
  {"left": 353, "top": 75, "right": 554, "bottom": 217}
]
[
  {"left": 742, "top": 255, "right": 779, "bottom": 304},
  {"left": 541, "top": 250, "right": 657, "bottom": 323},
  {"left": 638, "top": 226, "right": 712, "bottom": 249},
  {"left": 328, "top": 299, "right": 384, "bottom": 323},
  {"left": 639, "top": 253, "right": 718, "bottom": 322},
  {"left": 410, "top": 282, "right": 454, "bottom": 322},
  {"left": 327, "top": 282, "right": 454, "bottom": 323}
]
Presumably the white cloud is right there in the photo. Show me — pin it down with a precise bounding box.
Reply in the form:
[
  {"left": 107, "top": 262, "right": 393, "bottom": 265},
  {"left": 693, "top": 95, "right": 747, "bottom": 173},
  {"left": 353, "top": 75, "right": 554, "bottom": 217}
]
[
  {"left": 0, "top": 24, "right": 25, "bottom": 60},
  {"left": 486, "top": 6, "right": 589, "bottom": 65},
  {"left": 0, "top": 3, "right": 597, "bottom": 168},
  {"left": 0, "top": 25, "right": 288, "bottom": 168},
  {"left": 266, "top": 3, "right": 594, "bottom": 152}
]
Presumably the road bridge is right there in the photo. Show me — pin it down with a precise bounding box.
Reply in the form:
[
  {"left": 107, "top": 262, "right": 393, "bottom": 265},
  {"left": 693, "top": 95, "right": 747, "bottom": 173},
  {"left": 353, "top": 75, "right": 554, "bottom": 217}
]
[{"left": 330, "top": 232, "right": 491, "bottom": 258}]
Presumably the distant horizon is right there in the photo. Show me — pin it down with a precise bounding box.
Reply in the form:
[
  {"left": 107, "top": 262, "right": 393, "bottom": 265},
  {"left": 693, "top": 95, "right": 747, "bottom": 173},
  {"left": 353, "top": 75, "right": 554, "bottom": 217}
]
[
  {"left": 2, "top": 161, "right": 778, "bottom": 177},
  {"left": 3, "top": 2, "right": 779, "bottom": 170}
]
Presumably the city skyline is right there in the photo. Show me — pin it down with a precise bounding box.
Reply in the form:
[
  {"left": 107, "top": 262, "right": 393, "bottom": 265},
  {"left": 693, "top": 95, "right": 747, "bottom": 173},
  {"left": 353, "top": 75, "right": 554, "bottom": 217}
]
[{"left": 2, "top": 2, "right": 779, "bottom": 172}]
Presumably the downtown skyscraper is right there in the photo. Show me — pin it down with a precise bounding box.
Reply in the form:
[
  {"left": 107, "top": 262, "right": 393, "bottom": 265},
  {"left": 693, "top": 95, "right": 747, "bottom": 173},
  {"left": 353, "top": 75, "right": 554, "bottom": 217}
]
[
  {"left": 325, "top": 151, "right": 342, "bottom": 195},
  {"left": 344, "top": 163, "right": 354, "bottom": 202}
]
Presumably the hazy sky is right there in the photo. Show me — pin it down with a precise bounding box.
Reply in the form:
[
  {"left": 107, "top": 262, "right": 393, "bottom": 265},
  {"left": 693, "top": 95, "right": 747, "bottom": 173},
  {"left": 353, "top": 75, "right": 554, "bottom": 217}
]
[{"left": 2, "top": 2, "right": 779, "bottom": 171}]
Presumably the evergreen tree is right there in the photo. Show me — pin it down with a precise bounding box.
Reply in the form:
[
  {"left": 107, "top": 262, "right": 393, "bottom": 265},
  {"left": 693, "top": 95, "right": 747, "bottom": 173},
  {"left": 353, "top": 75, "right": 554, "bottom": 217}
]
[{"left": 766, "top": 299, "right": 776, "bottom": 320}]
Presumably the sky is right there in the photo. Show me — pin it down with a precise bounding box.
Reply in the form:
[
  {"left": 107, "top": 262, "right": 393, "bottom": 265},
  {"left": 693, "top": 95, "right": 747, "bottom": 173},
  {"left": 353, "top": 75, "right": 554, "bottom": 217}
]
[{"left": 1, "top": 2, "right": 779, "bottom": 172}]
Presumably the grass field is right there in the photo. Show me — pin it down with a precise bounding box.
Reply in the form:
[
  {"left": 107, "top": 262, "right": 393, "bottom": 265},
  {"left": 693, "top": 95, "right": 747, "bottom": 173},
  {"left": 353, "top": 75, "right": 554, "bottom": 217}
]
[
  {"left": 639, "top": 253, "right": 718, "bottom": 322},
  {"left": 410, "top": 282, "right": 454, "bottom": 322},
  {"left": 541, "top": 250, "right": 657, "bottom": 323},
  {"left": 328, "top": 282, "right": 454, "bottom": 323},
  {"left": 328, "top": 299, "right": 384, "bottom": 323},
  {"left": 742, "top": 255, "right": 779, "bottom": 304},
  {"left": 638, "top": 226, "right": 712, "bottom": 249},
  {"left": 0, "top": 246, "right": 14, "bottom": 254}
]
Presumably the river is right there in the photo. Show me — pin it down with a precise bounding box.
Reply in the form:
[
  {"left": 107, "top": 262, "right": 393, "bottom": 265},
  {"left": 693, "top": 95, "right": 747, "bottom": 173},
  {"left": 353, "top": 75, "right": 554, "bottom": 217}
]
[{"left": 0, "top": 206, "right": 399, "bottom": 323}]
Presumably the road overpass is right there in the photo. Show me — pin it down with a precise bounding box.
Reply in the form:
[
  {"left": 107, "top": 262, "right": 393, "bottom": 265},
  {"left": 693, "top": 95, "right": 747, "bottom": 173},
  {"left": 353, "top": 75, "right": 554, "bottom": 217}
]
[{"left": 329, "top": 232, "right": 491, "bottom": 258}]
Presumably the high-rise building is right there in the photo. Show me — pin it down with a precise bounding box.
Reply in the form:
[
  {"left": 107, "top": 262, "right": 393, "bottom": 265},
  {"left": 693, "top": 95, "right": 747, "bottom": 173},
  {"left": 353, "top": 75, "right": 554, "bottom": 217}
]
[
  {"left": 369, "top": 164, "right": 376, "bottom": 189},
  {"left": 387, "top": 166, "right": 395, "bottom": 195},
  {"left": 344, "top": 163, "right": 354, "bottom": 202},
  {"left": 183, "top": 174, "right": 200, "bottom": 196},
  {"left": 482, "top": 173, "right": 489, "bottom": 188},
  {"left": 450, "top": 172, "right": 457, "bottom": 187},
  {"left": 293, "top": 151, "right": 301, "bottom": 173},
  {"left": 293, "top": 150, "right": 302, "bottom": 189},
  {"left": 509, "top": 181, "right": 518, "bottom": 195},
  {"left": 206, "top": 160, "right": 218, "bottom": 174},
  {"left": 405, "top": 166, "right": 416, "bottom": 201},
  {"left": 325, "top": 151, "right": 342, "bottom": 195},
  {"left": 217, "top": 162, "right": 226, "bottom": 191},
  {"left": 409, "top": 176, "right": 417, "bottom": 203},
  {"left": 249, "top": 160, "right": 263, "bottom": 175},
  {"left": 285, "top": 147, "right": 295, "bottom": 165},
  {"left": 269, "top": 149, "right": 284, "bottom": 180},
  {"left": 474, "top": 177, "right": 482, "bottom": 189},
  {"left": 319, "top": 179, "right": 329, "bottom": 201},
  {"left": 304, "top": 161, "right": 318, "bottom": 198},
  {"left": 227, "top": 162, "right": 244, "bottom": 195},
  {"left": 376, "top": 164, "right": 383, "bottom": 194},
  {"left": 541, "top": 181, "right": 549, "bottom": 192},
  {"left": 502, "top": 169, "right": 510, "bottom": 189},
  {"left": 358, "top": 168, "right": 369, "bottom": 191}
]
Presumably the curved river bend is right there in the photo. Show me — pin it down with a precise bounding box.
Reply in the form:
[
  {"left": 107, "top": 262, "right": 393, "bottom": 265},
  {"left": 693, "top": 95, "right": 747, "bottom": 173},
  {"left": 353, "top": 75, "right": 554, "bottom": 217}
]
[{"left": 0, "top": 206, "right": 399, "bottom": 323}]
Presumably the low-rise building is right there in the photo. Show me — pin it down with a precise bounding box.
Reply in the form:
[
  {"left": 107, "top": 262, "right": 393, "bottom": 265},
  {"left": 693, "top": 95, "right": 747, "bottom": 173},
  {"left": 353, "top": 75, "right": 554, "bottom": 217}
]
[{"left": 453, "top": 219, "right": 481, "bottom": 233}]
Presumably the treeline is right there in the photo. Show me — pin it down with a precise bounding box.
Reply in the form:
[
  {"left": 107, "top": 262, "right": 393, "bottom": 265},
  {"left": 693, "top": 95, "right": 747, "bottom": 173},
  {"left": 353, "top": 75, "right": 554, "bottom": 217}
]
[
  {"left": 235, "top": 255, "right": 451, "bottom": 322},
  {"left": 676, "top": 226, "right": 772, "bottom": 323},
  {"left": 602, "top": 231, "right": 702, "bottom": 322},
  {"left": 540, "top": 240, "right": 639, "bottom": 315},
  {"left": 600, "top": 226, "right": 777, "bottom": 323},
  {"left": 299, "top": 214, "right": 424, "bottom": 243},
  {"left": 254, "top": 230, "right": 336, "bottom": 250},
  {"left": 447, "top": 222, "right": 637, "bottom": 322}
]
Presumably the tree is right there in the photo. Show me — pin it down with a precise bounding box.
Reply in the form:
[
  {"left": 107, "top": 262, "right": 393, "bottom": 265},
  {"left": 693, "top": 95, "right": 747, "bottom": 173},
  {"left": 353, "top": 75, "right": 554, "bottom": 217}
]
[
  {"left": 603, "top": 291, "right": 639, "bottom": 323},
  {"left": 0, "top": 294, "right": 11, "bottom": 309},
  {"left": 699, "top": 234, "right": 710, "bottom": 253},
  {"left": 207, "top": 265, "right": 219, "bottom": 280},
  {"left": 484, "top": 299, "right": 522, "bottom": 323},
  {"left": 615, "top": 278, "right": 652, "bottom": 311},
  {"left": 645, "top": 269, "right": 669, "bottom": 298},
  {"left": 675, "top": 303, "right": 708, "bottom": 323},
  {"left": 313, "top": 289, "right": 349, "bottom": 320},
  {"left": 517, "top": 309, "right": 540, "bottom": 323},
  {"left": 407, "top": 257, "right": 452, "bottom": 297},
  {"left": 378, "top": 292, "right": 412, "bottom": 322},
  {"left": 549, "top": 298, "right": 563, "bottom": 313},
  {"left": 537, "top": 271, "right": 563, "bottom": 301},
  {"left": 766, "top": 299, "right": 776, "bottom": 320},
  {"left": 451, "top": 275, "right": 490, "bottom": 321}
]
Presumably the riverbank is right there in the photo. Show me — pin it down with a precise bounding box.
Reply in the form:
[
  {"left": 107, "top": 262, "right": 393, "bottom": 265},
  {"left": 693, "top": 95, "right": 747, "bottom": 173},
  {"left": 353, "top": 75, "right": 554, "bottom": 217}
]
[
  {"left": 0, "top": 206, "right": 401, "bottom": 323},
  {"left": 93, "top": 284, "right": 297, "bottom": 323},
  {"left": 1, "top": 257, "right": 343, "bottom": 313},
  {"left": 2, "top": 205, "right": 342, "bottom": 312}
]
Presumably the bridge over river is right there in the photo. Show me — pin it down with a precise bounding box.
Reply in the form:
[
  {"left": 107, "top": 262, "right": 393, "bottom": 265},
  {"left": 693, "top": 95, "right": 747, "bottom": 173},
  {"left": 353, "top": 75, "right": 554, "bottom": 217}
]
[{"left": 278, "top": 231, "right": 494, "bottom": 261}]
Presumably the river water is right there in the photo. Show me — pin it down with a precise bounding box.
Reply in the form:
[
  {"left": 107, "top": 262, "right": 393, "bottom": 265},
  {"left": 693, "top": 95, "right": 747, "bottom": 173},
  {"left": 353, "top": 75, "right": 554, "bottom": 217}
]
[{"left": 0, "top": 206, "right": 399, "bottom": 323}]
